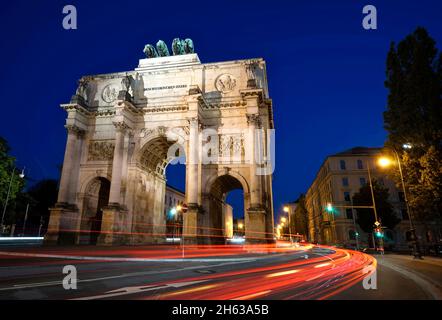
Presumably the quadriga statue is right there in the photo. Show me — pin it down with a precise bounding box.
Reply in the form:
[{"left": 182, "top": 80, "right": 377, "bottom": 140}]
[
  {"left": 172, "top": 38, "right": 185, "bottom": 55},
  {"left": 156, "top": 40, "right": 170, "bottom": 57},
  {"left": 143, "top": 44, "right": 158, "bottom": 58},
  {"left": 183, "top": 38, "right": 194, "bottom": 54}
]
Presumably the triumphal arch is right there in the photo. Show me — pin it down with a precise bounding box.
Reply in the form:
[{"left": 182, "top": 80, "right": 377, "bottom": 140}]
[{"left": 46, "top": 38, "right": 275, "bottom": 245}]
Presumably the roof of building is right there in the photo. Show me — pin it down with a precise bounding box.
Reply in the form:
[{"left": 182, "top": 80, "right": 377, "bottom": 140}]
[
  {"left": 305, "top": 146, "right": 383, "bottom": 196},
  {"left": 166, "top": 184, "right": 184, "bottom": 195},
  {"left": 331, "top": 146, "right": 382, "bottom": 157}
]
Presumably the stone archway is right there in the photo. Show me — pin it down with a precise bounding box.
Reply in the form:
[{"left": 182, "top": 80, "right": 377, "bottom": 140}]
[
  {"left": 126, "top": 133, "right": 184, "bottom": 244},
  {"left": 46, "top": 51, "right": 275, "bottom": 246}
]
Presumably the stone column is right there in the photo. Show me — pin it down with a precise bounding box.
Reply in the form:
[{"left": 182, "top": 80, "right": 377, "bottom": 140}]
[
  {"left": 184, "top": 117, "right": 200, "bottom": 242},
  {"left": 245, "top": 113, "right": 269, "bottom": 243},
  {"left": 46, "top": 125, "right": 84, "bottom": 245},
  {"left": 109, "top": 122, "right": 128, "bottom": 206},
  {"left": 247, "top": 114, "right": 262, "bottom": 208},
  {"left": 58, "top": 125, "right": 83, "bottom": 205},
  {"left": 98, "top": 122, "right": 129, "bottom": 245},
  {"left": 187, "top": 117, "right": 199, "bottom": 206}
]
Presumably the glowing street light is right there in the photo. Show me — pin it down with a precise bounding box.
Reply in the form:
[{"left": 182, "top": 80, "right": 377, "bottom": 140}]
[
  {"left": 280, "top": 217, "right": 287, "bottom": 223},
  {"left": 377, "top": 157, "right": 393, "bottom": 168},
  {"left": 238, "top": 222, "right": 244, "bottom": 229},
  {"left": 283, "top": 206, "right": 289, "bottom": 213}
]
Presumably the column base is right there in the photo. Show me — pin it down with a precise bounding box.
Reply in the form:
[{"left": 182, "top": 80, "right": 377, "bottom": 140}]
[
  {"left": 97, "top": 205, "right": 127, "bottom": 245},
  {"left": 44, "top": 203, "right": 79, "bottom": 245},
  {"left": 183, "top": 204, "right": 201, "bottom": 244},
  {"left": 246, "top": 207, "right": 272, "bottom": 244}
]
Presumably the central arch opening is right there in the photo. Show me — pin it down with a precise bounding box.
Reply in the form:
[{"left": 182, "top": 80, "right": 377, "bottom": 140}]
[
  {"left": 205, "top": 174, "right": 246, "bottom": 244},
  {"left": 134, "top": 134, "right": 185, "bottom": 243},
  {"left": 164, "top": 155, "right": 186, "bottom": 243}
]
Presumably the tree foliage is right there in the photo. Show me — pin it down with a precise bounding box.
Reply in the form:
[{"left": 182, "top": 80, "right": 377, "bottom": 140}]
[
  {"left": 0, "top": 137, "right": 25, "bottom": 224},
  {"left": 383, "top": 27, "right": 442, "bottom": 222},
  {"left": 353, "top": 180, "right": 400, "bottom": 233},
  {"left": 27, "top": 179, "right": 58, "bottom": 227}
]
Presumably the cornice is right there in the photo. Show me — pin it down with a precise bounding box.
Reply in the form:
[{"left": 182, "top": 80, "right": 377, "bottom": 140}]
[
  {"left": 60, "top": 103, "right": 93, "bottom": 117},
  {"left": 142, "top": 105, "right": 188, "bottom": 113}
]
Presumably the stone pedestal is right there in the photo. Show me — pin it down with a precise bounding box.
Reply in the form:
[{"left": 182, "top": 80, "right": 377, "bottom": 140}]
[
  {"left": 245, "top": 207, "right": 268, "bottom": 243},
  {"left": 183, "top": 205, "right": 199, "bottom": 244},
  {"left": 44, "top": 204, "right": 79, "bottom": 245},
  {"left": 97, "top": 206, "right": 126, "bottom": 245}
]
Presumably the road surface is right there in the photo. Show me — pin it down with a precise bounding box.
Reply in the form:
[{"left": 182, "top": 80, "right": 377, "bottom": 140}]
[{"left": 0, "top": 244, "right": 440, "bottom": 300}]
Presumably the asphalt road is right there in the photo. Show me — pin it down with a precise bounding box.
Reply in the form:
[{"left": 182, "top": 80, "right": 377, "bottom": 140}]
[{"left": 0, "top": 245, "right": 440, "bottom": 300}]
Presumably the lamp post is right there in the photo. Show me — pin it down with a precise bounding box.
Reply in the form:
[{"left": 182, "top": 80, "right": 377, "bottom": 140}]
[
  {"left": 349, "top": 197, "right": 360, "bottom": 251},
  {"left": 378, "top": 145, "right": 422, "bottom": 259},
  {"left": 22, "top": 203, "right": 30, "bottom": 236},
  {"left": 170, "top": 205, "right": 183, "bottom": 245},
  {"left": 170, "top": 207, "right": 177, "bottom": 244},
  {"left": 38, "top": 216, "right": 44, "bottom": 237},
  {"left": 1, "top": 168, "right": 25, "bottom": 234},
  {"left": 366, "top": 160, "right": 384, "bottom": 253},
  {"left": 283, "top": 206, "right": 293, "bottom": 243}
]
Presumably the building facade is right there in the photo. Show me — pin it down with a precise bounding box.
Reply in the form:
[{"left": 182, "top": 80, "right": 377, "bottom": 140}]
[
  {"left": 164, "top": 185, "right": 233, "bottom": 240},
  {"left": 305, "top": 147, "right": 440, "bottom": 251},
  {"left": 164, "top": 185, "right": 185, "bottom": 239},
  {"left": 46, "top": 40, "right": 274, "bottom": 245}
]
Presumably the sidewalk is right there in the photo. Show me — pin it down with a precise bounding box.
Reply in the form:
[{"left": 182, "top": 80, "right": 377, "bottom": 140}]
[{"left": 377, "top": 254, "right": 442, "bottom": 289}]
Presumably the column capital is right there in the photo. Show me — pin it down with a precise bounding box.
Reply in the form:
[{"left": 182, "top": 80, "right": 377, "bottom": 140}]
[
  {"left": 186, "top": 117, "right": 200, "bottom": 127},
  {"left": 246, "top": 113, "right": 261, "bottom": 127},
  {"left": 64, "top": 124, "right": 85, "bottom": 138},
  {"left": 240, "top": 89, "right": 264, "bottom": 102},
  {"left": 113, "top": 121, "right": 130, "bottom": 133}
]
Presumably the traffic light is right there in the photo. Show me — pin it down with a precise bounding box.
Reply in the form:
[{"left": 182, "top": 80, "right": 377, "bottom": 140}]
[
  {"left": 375, "top": 228, "right": 383, "bottom": 238},
  {"left": 326, "top": 203, "right": 333, "bottom": 213}
]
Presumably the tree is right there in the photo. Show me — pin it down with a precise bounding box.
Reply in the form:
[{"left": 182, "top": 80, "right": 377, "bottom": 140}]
[
  {"left": 352, "top": 180, "right": 400, "bottom": 233},
  {"left": 383, "top": 27, "right": 442, "bottom": 222},
  {"left": 25, "top": 179, "right": 58, "bottom": 232},
  {"left": 0, "top": 137, "right": 25, "bottom": 225},
  {"left": 291, "top": 195, "right": 308, "bottom": 238}
]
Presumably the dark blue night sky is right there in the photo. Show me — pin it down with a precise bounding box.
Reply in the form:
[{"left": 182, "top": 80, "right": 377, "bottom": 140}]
[{"left": 1, "top": 0, "right": 441, "bottom": 218}]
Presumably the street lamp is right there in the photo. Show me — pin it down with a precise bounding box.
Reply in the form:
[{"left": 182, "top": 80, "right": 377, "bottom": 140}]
[
  {"left": 283, "top": 206, "right": 293, "bottom": 243},
  {"left": 366, "top": 159, "right": 384, "bottom": 253},
  {"left": 1, "top": 167, "right": 25, "bottom": 234},
  {"left": 169, "top": 207, "right": 177, "bottom": 243},
  {"left": 377, "top": 146, "right": 423, "bottom": 259}
]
